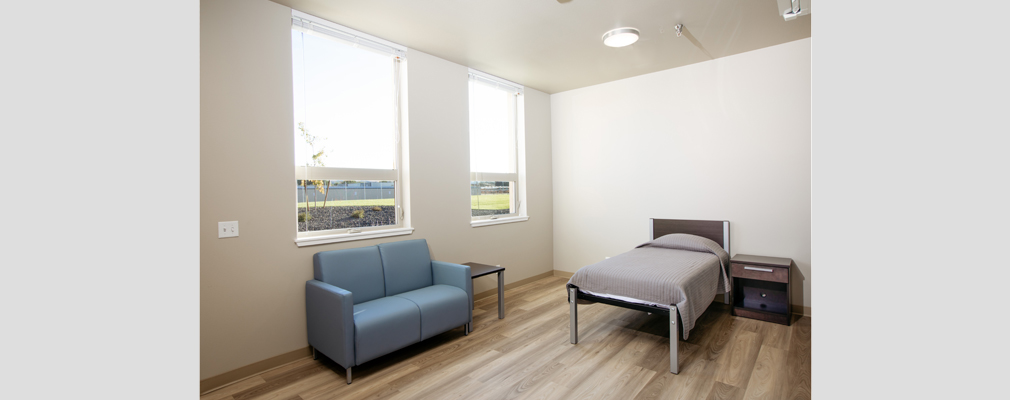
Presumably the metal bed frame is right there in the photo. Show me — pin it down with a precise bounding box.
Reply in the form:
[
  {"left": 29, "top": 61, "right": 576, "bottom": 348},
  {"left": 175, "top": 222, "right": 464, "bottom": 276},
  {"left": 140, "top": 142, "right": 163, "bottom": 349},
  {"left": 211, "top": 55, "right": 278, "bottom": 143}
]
[{"left": 567, "top": 218, "right": 730, "bottom": 375}]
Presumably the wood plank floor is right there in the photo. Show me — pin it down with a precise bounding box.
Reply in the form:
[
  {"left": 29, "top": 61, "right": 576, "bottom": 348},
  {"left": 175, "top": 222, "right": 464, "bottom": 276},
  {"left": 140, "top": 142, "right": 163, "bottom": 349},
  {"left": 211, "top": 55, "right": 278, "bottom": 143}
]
[{"left": 202, "top": 276, "right": 811, "bottom": 400}]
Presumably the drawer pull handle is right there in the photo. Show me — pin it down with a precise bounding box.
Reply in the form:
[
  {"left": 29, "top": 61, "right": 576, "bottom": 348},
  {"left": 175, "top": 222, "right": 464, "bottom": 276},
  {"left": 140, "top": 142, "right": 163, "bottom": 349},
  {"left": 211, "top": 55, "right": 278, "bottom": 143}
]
[{"left": 744, "top": 266, "right": 775, "bottom": 273}]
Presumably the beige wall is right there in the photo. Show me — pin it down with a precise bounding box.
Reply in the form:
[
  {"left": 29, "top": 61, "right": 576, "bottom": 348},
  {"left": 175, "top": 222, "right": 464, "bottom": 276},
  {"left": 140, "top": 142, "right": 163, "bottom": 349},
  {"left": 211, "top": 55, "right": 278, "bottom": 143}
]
[
  {"left": 550, "top": 38, "right": 812, "bottom": 309},
  {"left": 201, "top": 0, "right": 554, "bottom": 380}
]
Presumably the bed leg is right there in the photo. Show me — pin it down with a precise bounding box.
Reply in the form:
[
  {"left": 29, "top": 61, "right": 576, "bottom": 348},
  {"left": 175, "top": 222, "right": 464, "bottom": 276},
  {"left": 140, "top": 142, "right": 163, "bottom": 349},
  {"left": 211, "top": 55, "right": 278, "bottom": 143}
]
[
  {"left": 670, "top": 304, "right": 679, "bottom": 375},
  {"left": 569, "top": 287, "right": 578, "bottom": 344}
]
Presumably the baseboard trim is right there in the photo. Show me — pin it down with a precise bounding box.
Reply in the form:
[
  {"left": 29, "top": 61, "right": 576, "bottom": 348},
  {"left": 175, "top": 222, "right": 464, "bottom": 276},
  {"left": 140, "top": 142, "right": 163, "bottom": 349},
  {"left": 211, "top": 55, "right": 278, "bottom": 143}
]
[
  {"left": 473, "top": 270, "right": 555, "bottom": 301},
  {"left": 552, "top": 270, "right": 574, "bottom": 279},
  {"left": 200, "top": 346, "right": 311, "bottom": 395}
]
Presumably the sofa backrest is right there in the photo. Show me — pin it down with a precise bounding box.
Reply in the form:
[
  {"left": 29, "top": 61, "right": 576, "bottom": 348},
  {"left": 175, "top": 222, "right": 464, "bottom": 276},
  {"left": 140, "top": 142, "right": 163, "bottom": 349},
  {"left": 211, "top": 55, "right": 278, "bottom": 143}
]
[
  {"left": 377, "top": 239, "right": 433, "bottom": 296},
  {"left": 313, "top": 246, "right": 386, "bottom": 305}
]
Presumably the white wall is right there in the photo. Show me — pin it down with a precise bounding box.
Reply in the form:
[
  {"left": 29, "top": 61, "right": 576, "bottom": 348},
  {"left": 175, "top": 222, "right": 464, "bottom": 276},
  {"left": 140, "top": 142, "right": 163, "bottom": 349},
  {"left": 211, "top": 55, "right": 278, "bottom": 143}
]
[
  {"left": 551, "top": 38, "right": 811, "bottom": 310},
  {"left": 201, "top": 0, "right": 553, "bottom": 380}
]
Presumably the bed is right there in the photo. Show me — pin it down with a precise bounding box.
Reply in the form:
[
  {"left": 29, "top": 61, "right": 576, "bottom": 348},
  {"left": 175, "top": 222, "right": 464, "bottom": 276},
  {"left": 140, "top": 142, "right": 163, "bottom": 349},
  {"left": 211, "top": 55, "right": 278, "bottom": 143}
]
[{"left": 566, "top": 218, "right": 731, "bottom": 374}]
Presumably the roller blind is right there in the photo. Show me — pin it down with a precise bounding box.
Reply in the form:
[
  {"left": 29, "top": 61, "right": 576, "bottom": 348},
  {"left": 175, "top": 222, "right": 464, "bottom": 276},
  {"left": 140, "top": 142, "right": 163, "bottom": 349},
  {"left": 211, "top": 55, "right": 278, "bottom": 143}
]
[
  {"left": 291, "top": 10, "right": 407, "bottom": 59},
  {"left": 468, "top": 69, "right": 521, "bottom": 185},
  {"left": 468, "top": 70, "right": 523, "bottom": 95},
  {"left": 292, "top": 9, "right": 407, "bottom": 234}
]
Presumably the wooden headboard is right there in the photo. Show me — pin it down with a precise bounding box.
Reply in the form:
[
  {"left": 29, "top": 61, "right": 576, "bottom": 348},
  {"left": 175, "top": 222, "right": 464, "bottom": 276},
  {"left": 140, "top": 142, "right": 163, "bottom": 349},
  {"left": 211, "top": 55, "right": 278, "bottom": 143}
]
[{"left": 650, "top": 218, "right": 730, "bottom": 254}]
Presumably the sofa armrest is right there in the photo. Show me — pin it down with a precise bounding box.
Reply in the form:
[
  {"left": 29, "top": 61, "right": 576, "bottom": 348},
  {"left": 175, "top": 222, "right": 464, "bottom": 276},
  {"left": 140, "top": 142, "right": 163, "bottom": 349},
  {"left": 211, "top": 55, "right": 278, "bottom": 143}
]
[
  {"left": 305, "top": 280, "right": 355, "bottom": 369},
  {"left": 431, "top": 261, "right": 473, "bottom": 324}
]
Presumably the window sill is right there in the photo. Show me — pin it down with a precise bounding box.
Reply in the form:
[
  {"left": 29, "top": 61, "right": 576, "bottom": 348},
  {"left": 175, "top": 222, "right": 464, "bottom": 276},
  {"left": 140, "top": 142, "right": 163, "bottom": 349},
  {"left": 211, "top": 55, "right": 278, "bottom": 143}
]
[
  {"left": 294, "top": 227, "right": 414, "bottom": 247},
  {"left": 470, "top": 216, "right": 529, "bottom": 228}
]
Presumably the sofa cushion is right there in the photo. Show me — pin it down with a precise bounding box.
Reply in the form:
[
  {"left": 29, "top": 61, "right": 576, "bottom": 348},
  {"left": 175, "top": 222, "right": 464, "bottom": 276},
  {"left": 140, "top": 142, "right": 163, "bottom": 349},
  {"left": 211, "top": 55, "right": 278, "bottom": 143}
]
[
  {"left": 314, "top": 246, "right": 385, "bottom": 305},
  {"left": 352, "top": 296, "right": 421, "bottom": 365},
  {"left": 377, "top": 239, "right": 433, "bottom": 296},
  {"left": 393, "top": 285, "right": 469, "bottom": 340}
]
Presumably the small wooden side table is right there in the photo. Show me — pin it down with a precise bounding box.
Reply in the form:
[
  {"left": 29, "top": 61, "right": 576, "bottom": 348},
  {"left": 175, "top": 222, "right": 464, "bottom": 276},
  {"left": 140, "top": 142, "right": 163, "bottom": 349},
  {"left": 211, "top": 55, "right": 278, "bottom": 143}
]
[
  {"left": 730, "top": 254, "right": 792, "bottom": 325},
  {"left": 462, "top": 262, "right": 505, "bottom": 319}
]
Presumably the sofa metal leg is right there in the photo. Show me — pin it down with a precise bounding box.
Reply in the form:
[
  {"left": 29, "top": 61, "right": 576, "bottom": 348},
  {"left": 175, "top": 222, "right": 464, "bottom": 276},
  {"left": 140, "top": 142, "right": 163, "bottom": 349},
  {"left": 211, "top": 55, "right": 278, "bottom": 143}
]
[
  {"left": 312, "top": 347, "right": 317, "bottom": 360},
  {"left": 346, "top": 367, "right": 352, "bottom": 384},
  {"left": 464, "top": 322, "right": 470, "bottom": 335}
]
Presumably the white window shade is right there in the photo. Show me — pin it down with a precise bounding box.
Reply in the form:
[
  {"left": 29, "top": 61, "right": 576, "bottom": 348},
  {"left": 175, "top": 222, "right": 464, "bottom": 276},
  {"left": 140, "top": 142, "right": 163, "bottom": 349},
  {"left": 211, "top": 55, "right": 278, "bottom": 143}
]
[
  {"left": 470, "top": 172, "right": 517, "bottom": 182},
  {"left": 291, "top": 9, "right": 408, "bottom": 241},
  {"left": 469, "top": 74, "right": 518, "bottom": 176},
  {"left": 468, "top": 68, "right": 525, "bottom": 223},
  {"left": 296, "top": 166, "right": 397, "bottom": 182},
  {"left": 292, "top": 21, "right": 399, "bottom": 171},
  {"left": 291, "top": 10, "right": 406, "bottom": 59},
  {"left": 469, "top": 71, "right": 523, "bottom": 95}
]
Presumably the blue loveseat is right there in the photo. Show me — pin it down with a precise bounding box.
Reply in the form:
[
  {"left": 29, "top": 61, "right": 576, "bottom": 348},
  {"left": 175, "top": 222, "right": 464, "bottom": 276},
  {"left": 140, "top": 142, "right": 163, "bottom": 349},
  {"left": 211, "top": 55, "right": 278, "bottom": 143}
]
[{"left": 305, "top": 239, "right": 472, "bottom": 384}]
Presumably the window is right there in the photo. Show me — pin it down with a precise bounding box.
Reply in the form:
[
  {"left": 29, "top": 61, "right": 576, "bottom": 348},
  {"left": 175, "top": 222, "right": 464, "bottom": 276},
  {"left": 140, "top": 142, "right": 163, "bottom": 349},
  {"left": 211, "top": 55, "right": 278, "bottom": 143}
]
[
  {"left": 468, "top": 69, "right": 528, "bottom": 227},
  {"left": 291, "top": 11, "right": 410, "bottom": 245}
]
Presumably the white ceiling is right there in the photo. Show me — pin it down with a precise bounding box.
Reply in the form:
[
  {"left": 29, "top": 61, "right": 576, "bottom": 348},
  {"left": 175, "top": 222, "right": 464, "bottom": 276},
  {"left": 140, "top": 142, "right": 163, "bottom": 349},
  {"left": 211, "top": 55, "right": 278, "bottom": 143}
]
[{"left": 270, "top": 0, "right": 811, "bottom": 94}]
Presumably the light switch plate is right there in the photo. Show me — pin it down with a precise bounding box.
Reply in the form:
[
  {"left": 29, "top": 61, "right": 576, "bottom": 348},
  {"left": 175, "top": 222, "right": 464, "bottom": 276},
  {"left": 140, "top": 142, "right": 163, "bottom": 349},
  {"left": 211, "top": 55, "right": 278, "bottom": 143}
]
[{"left": 218, "top": 221, "right": 239, "bottom": 238}]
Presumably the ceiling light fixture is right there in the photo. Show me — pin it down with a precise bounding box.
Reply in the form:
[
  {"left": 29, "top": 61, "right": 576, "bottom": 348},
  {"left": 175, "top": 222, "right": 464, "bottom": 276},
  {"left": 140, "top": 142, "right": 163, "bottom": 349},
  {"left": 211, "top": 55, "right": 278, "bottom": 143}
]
[{"left": 602, "top": 27, "right": 640, "bottom": 48}]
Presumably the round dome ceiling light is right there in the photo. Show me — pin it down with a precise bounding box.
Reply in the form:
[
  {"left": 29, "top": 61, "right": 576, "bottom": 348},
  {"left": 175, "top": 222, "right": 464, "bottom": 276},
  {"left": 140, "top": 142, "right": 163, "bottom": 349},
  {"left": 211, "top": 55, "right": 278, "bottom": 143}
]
[{"left": 602, "top": 27, "right": 640, "bottom": 48}]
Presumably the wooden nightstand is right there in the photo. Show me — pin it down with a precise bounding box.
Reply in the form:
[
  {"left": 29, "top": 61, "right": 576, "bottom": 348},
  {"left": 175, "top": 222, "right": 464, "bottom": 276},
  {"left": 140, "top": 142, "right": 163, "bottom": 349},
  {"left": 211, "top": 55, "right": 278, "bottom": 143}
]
[{"left": 730, "top": 254, "right": 792, "bottom": 325}]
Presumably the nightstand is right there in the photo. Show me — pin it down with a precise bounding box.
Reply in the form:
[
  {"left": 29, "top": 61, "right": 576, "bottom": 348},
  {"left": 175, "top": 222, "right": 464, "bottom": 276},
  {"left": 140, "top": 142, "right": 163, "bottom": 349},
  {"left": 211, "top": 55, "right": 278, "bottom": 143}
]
[
  {"left": 462, "top": 262, "right": 505, "bottom": 320},
  {"left": 730, "top": 254, "right": 792, "bottom": 325}
]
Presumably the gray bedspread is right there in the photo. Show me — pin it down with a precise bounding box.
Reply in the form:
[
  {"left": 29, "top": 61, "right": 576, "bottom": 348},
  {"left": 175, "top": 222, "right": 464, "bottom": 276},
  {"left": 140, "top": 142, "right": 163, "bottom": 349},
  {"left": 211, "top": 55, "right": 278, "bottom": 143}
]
[{"left": 567, "top": 234, "right": 731, "bottom": 339}]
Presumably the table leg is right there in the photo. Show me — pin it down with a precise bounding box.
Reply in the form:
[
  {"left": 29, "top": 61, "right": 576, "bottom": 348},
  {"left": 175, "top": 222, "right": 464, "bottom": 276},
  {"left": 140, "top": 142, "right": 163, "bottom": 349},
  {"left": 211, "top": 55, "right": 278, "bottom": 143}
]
[{"left": 497, "top": 270, "right": 504, "bottom": 319}]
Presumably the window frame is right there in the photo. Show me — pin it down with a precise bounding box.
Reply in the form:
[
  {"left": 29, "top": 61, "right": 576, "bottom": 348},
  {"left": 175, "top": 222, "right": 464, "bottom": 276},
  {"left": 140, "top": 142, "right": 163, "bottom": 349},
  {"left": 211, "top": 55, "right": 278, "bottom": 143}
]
[
  {"left": 291, "top": 10, "right": 412, "bottom": 246},
  {"left": 467, "top": 69, "right": 529, "bottom": 227}
]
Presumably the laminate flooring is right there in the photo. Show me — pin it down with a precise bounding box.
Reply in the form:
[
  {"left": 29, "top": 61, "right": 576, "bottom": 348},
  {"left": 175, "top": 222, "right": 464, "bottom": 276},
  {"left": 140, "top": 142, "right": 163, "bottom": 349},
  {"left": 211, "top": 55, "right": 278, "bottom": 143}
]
[{"left": 202, "top": 276, "right": 812, "bottom": 400}]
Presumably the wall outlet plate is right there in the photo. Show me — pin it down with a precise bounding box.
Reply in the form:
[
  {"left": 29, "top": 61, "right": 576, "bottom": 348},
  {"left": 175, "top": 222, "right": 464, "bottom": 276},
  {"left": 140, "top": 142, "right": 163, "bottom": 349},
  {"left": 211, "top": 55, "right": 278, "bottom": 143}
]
[{"left": 218, "top": 221, "right": 239, "bottom": 238}]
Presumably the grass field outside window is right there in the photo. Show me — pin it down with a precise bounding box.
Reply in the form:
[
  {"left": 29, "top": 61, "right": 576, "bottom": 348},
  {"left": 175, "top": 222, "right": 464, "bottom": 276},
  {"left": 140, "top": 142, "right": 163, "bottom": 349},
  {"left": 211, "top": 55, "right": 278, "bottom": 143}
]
[{"left": 471, "top": 193, "right": 510, "bottom": 210}]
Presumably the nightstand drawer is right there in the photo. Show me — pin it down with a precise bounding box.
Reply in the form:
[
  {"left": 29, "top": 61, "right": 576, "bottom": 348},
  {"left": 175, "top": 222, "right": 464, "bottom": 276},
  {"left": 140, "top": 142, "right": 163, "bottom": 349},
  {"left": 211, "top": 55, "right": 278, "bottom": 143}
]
[
  {"left": 731, "top": 263, "right": 788, "bottom": 283},
  {"left": 742, "top": 286, "right": 788, "bottom": 314}
]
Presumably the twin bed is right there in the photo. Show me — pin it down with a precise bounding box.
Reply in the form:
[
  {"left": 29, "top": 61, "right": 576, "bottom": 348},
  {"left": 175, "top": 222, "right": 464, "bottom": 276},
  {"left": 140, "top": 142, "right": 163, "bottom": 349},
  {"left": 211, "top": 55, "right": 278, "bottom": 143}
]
[{"left": 566, "top": 218, "right": 731, "bottom": 374}]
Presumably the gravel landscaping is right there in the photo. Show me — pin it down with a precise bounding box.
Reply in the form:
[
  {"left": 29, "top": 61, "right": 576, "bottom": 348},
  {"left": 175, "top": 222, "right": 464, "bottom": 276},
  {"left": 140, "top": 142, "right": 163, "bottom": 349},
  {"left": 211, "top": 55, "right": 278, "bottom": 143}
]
[
  {"left": 298, "top": 206, "right": 396, "bottom": 231},
  {"left": 472, "top": 209, "right": 512, "bottom": 217}
]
